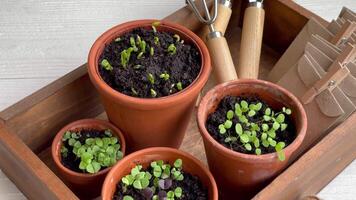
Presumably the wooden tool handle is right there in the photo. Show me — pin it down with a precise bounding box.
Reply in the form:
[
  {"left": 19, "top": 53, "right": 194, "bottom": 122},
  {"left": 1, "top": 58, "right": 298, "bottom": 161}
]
[
  {"left": 201, "top": 1, "right": 232, "bottom": 41},
  {"left": 238, "top": 5, "right": 265, "bottom": 79},
  {"left": 206, "top": 34, "right": 238, "bottom": 83}
]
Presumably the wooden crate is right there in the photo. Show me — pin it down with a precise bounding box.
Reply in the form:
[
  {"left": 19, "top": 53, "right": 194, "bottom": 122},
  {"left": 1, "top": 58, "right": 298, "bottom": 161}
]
[{"left": 0, "top": 0, "right": 354, "bottom": 199}]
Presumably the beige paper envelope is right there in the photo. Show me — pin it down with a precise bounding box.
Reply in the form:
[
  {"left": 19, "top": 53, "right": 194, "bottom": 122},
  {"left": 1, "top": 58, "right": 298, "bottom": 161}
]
[
  {"left": 268, "top": 19, "right": 334, "bottom": 82},
  {"left": 277, "top": 54, "right": 355, "bottom": 155}
]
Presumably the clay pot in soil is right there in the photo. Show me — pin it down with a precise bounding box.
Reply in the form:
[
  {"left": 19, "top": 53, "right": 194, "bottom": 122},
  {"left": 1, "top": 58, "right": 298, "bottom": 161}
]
[
  {"left": 101, "top": 147, "right": 218, "bottom": 200},
  {"left": 88, "top": 19, "right": 211, "bottom": 152},
  {"left": 197, "top": 79, "right": 307, "bottom": 200},
  {"left": 52, "top": 119, "right": 126, "bottom": 199}
]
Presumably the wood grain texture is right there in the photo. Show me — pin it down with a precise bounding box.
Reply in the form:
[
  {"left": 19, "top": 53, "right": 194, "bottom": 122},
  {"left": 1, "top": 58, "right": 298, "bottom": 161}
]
[{"left": 0, "top": 0, "right": 355, "bottom": 199}]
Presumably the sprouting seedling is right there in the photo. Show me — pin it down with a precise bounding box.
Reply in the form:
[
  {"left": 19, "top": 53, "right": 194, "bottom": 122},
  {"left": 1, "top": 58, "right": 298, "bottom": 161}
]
[
  {"left": 120, "top": 47, "right": 134, "bottom": 68},
  {"left": 140, "top": 40, "right": 146, "bottom": 53},
  {"left": 215, "top": 98, "right": 293, "bottom": 161},
  {"left": 123, "top": 196, "right": 134, "bottom": 200},
  {"left": 173, "top": 34, "right": 180, "bottom": 43},
  {"left": 100, "top": 59, "right": 113, "bottom": 71},
  {"left": 147, "top": 73, "right": 155, "bottom": 84},
  {"left": 176, "top": 82, "right": 183, "bottom": 91},
  {"left": 167, "top": 44, "right": 177, "bottom": 55},
  {"left": 154, "top": 36, "right": 160, "bottom": 45},
  {"left": 137, "top": 52, "right": 144, "bottom": 59},
  {"left": 130, "top": 37, "right": 138, "bottom": 52},
  {"left": 61, "top": 129, "right": 123, "bottom": 174},
  {"left": 114, "top": 37, "right": 122, "bottom": 42},
  {"left": 133, "top": 64, "right": 143, "bottom": 70},
  {"left": 150, "top": 89, "right": 157, "bottom": 97},
  {"left": 131, "top": 88, "right": 138, "bottom": 96},
  {"left": 159, "top": 72, "right": 170, "bottom": 81},
  {"left": 150, "top": 47, "right": 154, "bottom": 56},
  {"left": 152, "top": 21, "right": 160, "bottom": 33}
]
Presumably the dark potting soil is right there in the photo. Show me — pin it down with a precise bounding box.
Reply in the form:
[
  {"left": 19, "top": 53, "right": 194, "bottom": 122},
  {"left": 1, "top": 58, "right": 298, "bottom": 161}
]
[
  {"left": 61, "top": 129, "right": 112, "bottom": 173},
  {"left": 99, "top": 27, "right": 201, "bottom": 98},
  {"left": 113, "top": 172, "right": 208, "bottom": 200},
  {"left": 206, "top": 95, "right": 296, "bottom": 154}
]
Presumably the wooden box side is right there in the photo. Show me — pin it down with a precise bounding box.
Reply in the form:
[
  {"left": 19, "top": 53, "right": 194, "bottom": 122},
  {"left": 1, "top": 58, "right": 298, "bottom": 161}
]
[{"left": 0, "top": 1, "right": 353, "bottom": 200}]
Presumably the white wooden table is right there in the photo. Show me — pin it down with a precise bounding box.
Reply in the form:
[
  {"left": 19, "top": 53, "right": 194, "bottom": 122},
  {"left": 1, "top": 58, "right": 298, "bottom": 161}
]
[{"left": 0, "top": 0, "right": 355, "bottom": 199}]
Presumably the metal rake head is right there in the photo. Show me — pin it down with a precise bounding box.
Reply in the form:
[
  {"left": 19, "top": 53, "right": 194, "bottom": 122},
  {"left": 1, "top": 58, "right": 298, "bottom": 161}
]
[{"left": 186, "top": 0, "right": 218, "bottom": 25}]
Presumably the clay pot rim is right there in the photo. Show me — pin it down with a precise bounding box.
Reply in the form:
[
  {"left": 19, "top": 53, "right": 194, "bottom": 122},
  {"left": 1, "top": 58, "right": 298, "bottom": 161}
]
[
  {"left": 197, "top": 79, "right": 307, "bottom": 162},
  {"left": 51, "top": 119, "right": 126, "bottom": 178},
  {"left": 88, "top": 19, "right": 211, "bottom": 108},
  {"left": 102, "top": 147, "right": 218, "bottom": 200}
]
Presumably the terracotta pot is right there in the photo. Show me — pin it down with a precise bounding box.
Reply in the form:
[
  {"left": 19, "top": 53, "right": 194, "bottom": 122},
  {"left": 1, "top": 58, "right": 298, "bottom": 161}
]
[
  {"left": 197, "top": 79, "right": 307, "bottom": 200},
  {"left": 88, "top": 19, "right": 211, "bottom": 152},
  {"left": 51, "top": 119, "right": 126, "bottom": 199},
  {"left": 102, "top": 147, "right": 218, "bottom": 200}
]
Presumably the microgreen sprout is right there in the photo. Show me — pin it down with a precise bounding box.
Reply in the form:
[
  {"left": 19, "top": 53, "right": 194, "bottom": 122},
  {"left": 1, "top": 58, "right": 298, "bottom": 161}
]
[
  {"left": 213, "top": 98, "right": 293, "bottom": 161},
  {"left": 154, "top": 36, "right": 160, "bottom": 45},
  {"left": 152, "top": 21, "right": 160, "bottom": 33},
  {"left": 150, "top": 89, "right": 157, "bottom": 97},
  {"left": 159, "top": 72, "right": 170, "bottom": 81},
  {"left": 131, "top": 87, "right": 138, "bottom": 96},
  {"left": 167, "top": 44, "right": 177, "bottom": 55},
  {"left": 100, "top": 59, "right": 113, "bottom": 71},
  {"left": 150, "top": 47, "right": 154, "bottom": 56},
  {"left": 114, "top": 37, "right": 121, "bottom": 42},
  {"left": 61, "top": 130, "right": 123, "bottom": 174},
  {"left": 176, "top": 82, "right": 183, "bottom": 91},
  {"left": 120, "top": 159, "right": 185, "bottom": 199},
  {"left": 147, "top": 73, "right": 155, "bottom": 84},
  {"left": 173, "top": 34, "right": 180, "bottom": 43},
  {"left": 130, "top": 37, "right": 138, "bottom": 52},
  {"left": 137, "top": 51, "right": 144, "bottom": 59},
  {"left": 120, "top": 47, "right": 134, "bottom": 68}
]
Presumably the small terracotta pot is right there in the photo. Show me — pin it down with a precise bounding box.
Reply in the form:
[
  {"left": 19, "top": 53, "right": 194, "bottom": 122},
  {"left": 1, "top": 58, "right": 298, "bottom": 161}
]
[
  {"left": 197, "top": 79, "right": 307, "bottom": 200},
  {"left": 51, "top": 119, "right": 126, "bottom": 199},
  {"left": 88, "top": 19, "right": 211, "bottom": 152},
  {"left": 101, "top": 147, "right": 218, "bottom": 200}
]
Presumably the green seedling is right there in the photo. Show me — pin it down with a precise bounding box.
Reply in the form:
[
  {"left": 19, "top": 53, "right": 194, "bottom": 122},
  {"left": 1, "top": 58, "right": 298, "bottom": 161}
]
[
  {"left": 214, "top": 98, "right": 293, "bottom": 161},
  {"left": 173, "top": 34, "right": 180, "bottom": 43},
  {"left": 176, "top": 82, "right": 182, "bottom": 91},
  {"left": 167, "top": 44, "right": 177, "bottom": 55},
  {"left": 120, "top": 47, "right": 134, "bottom": 68},
  {"left": 159, "top": 72, "right": 170, "bottom": 81},
  {"left": 100, "top": 59, "right": 113, "bottom": 71},
  {"left": 61, "top": 129, "right": 123, "bottom": 174},
  {"left": 147, "top": 73, "right": 155, "bottom": 84},
  {"left": 152, "top": 21, "right": 160, "bottom": 33}
]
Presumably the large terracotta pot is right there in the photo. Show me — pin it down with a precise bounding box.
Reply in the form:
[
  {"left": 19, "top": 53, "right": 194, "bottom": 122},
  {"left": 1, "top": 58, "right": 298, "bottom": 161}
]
[
  {"left": 197, "top": 79, "right": 307, "bottom": 200},
  {"left": 101, "top": 147, "right": 218, "bottom": 200},
  {"left": 51, "top": 119, "right": 126, "bottom": 199},
  {"left": 88, "top": 19, "right": 211, "bottom": 152}
]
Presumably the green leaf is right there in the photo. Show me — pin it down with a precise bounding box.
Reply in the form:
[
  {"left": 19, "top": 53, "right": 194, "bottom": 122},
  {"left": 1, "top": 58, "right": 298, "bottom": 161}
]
[
  {"left": 117, "top": 150, "right": 123, "bottom": 160},
  {"left": 239, "top": 115, "right": 248, "bottom": 123},
  {"left": 235, "top": 106, "right": 242, "bottom": 116},
  {"left": 176, "top": 82, "right": 183, "bottom": 91},
  {"left": 147, "top": 73, "right": 155, "bottom": 84},
  {"left": 167, "top": 44, "right": 177, "bottom": 55},
  {"left": 268, "top": 138, "right": 277, "bottom": 147},
  {"left": 244, "top": 143, "right": 252, "bottom": 151},
  {"left": 253, "top": 138, "right": 260, "bottom": 148},
  {"left": 174, "top": 187, "right": 183, "bottom": 198},
  {"left": 249, "top": 104, "right": 256, "bottom": 111},
  {"left": 262, "top": 139, "right": 269, "bottom": 148},
  {"left": 100, "top": 59, "right": 113, "bottom": 71},
  {"left": 154, "top": 36, "right": 160, "bottom": 45},
  {"left": 268, "top": 130, "right": 276, "bottom": 138},
  {"left": 123, "top": 196, "right": 134, "bottom": 200},
  {"left": 82, "top": 152, "right": 93, "bottom": 164},
  {"left": 95, "top": 138, "right": 103, "bottom": 147},
  {"left": 218, "top": 124, "right": 226, "bottom": 134},
  {"left": 240, "top": 100, "right": 248, "bottom": 110},
  {"left": 235, "top": 123, "right": 243, "bottom": 135},
  {"left": 263, "top": 115, "right": 271, "bottom": 121},
  {"left": 261, "top": 133, "right": 268, "bottom": 140},
  {"left": 79, "top": 161, "right": 86, "bottom": 170},
  {"left": 275, "top": 142, "right": 286, "bottom": 151},
  {"left": 86, "top": 163, "right": 95, "bottom": 174},
  {"left": 167, "top": 191, "right": 175, "bottom": 198},
  {"left": 265, "top": 108, "right": 271, "bottom": 116},
  {"left": 284, "top": 107, "right": 292, "bottom": 115},
  {"left": 74, "top": 141, "right": 81, "bottom": 148},
  {"left": 174, "top": 159, "right": 183, "bottom": 168},
  {"left": 224, "top": 120, "right": 233, "bottom": 129},
  {"left": 92, "top": 161, "right": 101, "bottom": 173},
  {"left": 62, "top": 131, "right": 71, "bottom": 141},
  {"left": 248, "top": 110, "right": 256, "bottom": 117},
  {"left": 262, "top": 123, "right": 269, "bottom": 131},
  {"left": 224, "top": 137, "right": 232, "bottom": 143},
  {"left": 133, "top": 180, "right": 143, "bottom": 189},
  {"left": 273, "top": 121, "right": 280, "bottom": 130},
  {"left": 255, "top": 102, "right": 263, "bottom": 111},
  {"left": 277, "top": 150, "right": 286, "bottom": 161},
  {"left": 111, "top": 137, "right": 118, "bottom": 144},
  {"left": 240, "top": 134, "right": 249, "bottom": 143},
  {"left": 276, "top": 113, "right": 285, "bottom": 123},
  {"left": 281, "top": 123, "right": 288, "bottom": 131},
  {"left": 68, "top": 138, "right": 76, "bottom": 146},
  {"left": 150, "top": 89, "right": 157, "bottom": 97},
  {"left": 131, "top": 165, "right": 141, "bottom": 176},
  {"left": 150, "top": 47, "right": 154, "bottom": 56},
  {"left": 226, "top": 110, "right": 234, "bottom": 120},
  {"left": 255, "top": 148, "right": 262, "bottom": 155}
]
